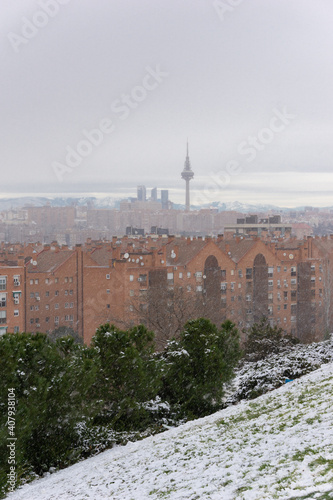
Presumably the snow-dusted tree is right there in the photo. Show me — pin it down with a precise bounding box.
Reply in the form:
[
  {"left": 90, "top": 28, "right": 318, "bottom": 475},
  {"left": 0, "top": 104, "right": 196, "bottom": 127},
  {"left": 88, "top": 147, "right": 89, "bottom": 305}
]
[
  {"left": 161, "top": 318, "right": 241, "bottom": 418},
  {"left": 91, "top": 323, "right": 161, "bottom": 430},
  {"left": 0, "top": 332, "right": 97, "bottom": 494}
]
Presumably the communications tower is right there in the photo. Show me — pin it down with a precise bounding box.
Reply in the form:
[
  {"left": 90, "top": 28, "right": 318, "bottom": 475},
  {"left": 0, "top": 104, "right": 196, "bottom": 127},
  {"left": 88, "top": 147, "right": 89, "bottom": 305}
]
[{"left": 181, "top": 141, "right": 194, "bottom": 211}]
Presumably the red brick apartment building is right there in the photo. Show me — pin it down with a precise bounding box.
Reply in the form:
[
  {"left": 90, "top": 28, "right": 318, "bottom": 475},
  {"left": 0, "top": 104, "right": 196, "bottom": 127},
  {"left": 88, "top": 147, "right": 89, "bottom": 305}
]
[{"left": 0, "top": 235, "right": 333, "bottom": 345}]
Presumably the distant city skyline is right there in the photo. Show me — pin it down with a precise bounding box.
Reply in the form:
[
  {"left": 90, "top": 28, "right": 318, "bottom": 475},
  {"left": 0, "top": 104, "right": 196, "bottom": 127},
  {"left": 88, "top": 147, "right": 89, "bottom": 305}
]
[{"left": 2, "top": 1, "right": 333, "bottom": 207}]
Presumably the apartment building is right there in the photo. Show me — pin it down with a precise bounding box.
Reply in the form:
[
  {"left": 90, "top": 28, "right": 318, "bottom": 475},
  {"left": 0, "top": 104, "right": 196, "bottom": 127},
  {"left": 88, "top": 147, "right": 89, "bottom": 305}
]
[{"left": 0, "top": 235, "right": 332, "bottom": 345}]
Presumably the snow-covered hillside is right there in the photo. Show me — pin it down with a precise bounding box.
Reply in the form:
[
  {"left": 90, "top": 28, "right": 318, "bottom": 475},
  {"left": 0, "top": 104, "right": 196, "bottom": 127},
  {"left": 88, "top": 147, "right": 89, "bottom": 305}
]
[{"left": 8, "top": 362, "right": 333, "bottom": 500}]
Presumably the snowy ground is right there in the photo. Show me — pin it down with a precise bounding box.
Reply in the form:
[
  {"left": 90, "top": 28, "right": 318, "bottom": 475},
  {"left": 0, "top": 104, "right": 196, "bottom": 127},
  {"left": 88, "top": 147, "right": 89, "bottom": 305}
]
[{"left": 8, "top": 362, "right": 333, "bottom": 500}]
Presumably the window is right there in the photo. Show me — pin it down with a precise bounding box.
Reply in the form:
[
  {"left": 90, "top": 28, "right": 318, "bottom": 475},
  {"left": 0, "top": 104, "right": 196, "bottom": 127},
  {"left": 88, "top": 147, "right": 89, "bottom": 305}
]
[
  {"left": 30, "top": 318, "right": 34, "bottom": 324},
  {"left": 238, "top": 283, "right": 242, "bottom": 288},
  {"left": 69, "top": 290, "right": 73, "bottom": 295},
  {"left": 69, "top": 277, "right": 73, "bottom": 283},
  {"left": 14, "top": 326, "right": 19, "bottom": 333},
  {"left": 284, "top": 267, "right": 287, "bottom": 272},
  {"left": 246, "top": 268, "right": 252, "bottom": 279},
  {"left": 291, "top": 304, "right": 297, "bottom": 314},
  {"left": 167, "top": 273, "right": 173, "bottom": 280},
  {"left": 55, "top": 303, "right": 59, "bottom": 309},
  {"left": 69, "top": 315, "right": 74, "bottom": 321},
  {"left": 268, "top": 267, "right": 274, "bottom": 277},
  {"left": 284, "top": 304, "right": 288, "bottom": 310},
  {"left": 277, "top": 266, "right": 281, "bottom": 273},
  {"left": 107, "top": 304, "right": 110, "bottom": 309},
  {"left": 0, "top": 294, "right": 6, "bottom": 307},
  {"left": 45, "top": 278, "right": 49, "bottom": 284},
  {"left": 65, "top": 302, "right": 69, "bottom": 308},
  {"left": 14, "top": 275, "right": 20, "bottom": 286},
  {"left": 46, "top": 317, "right": 49, "bottom": 323},
  {"left": 35, "top": 305, "right": 39, "bottom": 311},
  {"left": 196, "top": 285, "right": 203, "bottom": 292},
  {"left": 30, "top": 305, "right": 34, "bottom": 311},
  {"left": 291, "top": 279, "right": 297, "bottom": 285},
  {"left": 14, "top": 310, "right": 19, "bottom": 317},
  {"left": 221, "top": 269, "right": 226, "bottom": 279},
  {"left": 268, "top": 280, "right": 273, "bottom": 288},
  {"left": 238, "top": 269, "right": 243, "bottom": 278},
  {"left": 45, "top": 304, "right": 49, "bottom": 310},
  {"left": 54, "top": 316, "right": 59, "bottom": 324},
  {"left": 187, "top": 285, "right": 191, "bottom": 292},
  {"left": 187, "top": 272, "right": 191, "bottom": 278},
  {"left": 291, "top": 266, "right": 296, "bottom": 276},
  {"left": 65, "top": 290, "right": 68, "bottom": 296},
  {"left": 268, "top": 293, "right": 273, "bottom": 302},
  {"left": 107, "top": 289, "right": 110, "bottom": 294},
  {"left": 230, "top": 270, "right": 234, "bottom": 276},
  {"left": 0, "top": 311, "right": 6, "bottom": 324},
  {"left": 277, "top": 279, "right": 281, "bottom": 288},
  {"left": 129, "top": 275, "right": 134, "bottom": 282},
  {"left": 65, "top": 315, "right": 69, "bottom": 321},
  {"left": 65, "top": 277, "right": 68, "bottom": 283},
  {"left": 35, "top": 292, "right": 39, "bottom": 298},
  {"left": 35, "top": 279, "right": 39, "bottom": 285},
  {"left": 55, "top": 278, "right": 59, "bottom": 283},
  {"left": 284, "top": 291, "right": 288, "bottom": 300},
  {"left": 230, "top": 282, "right": 235, "bottom": 291},
  {"left": 221, "top": 282, "right": 227, "bottom": 292},
  {"left": 195, "top": 271, "right": 202, "bottom": 278},
  {"left": 30, "top": 279, "right": 34, "bottom": 285},
  {"left": 70, "top": 303, "right": 73, "bottom": 308},
  {"left": 55, "top": 290, "right": 59, "bottom": 296},
  {"left": 0, "top": 277, "right": 7, "bottom": 291},
  {"left": 179, "top": 272, "right": 183, "bottom": 278},
  {"left": 45, "top": 291, "right": 49, "bottom": 297},
  {"left": 106, "top": 274, "right": 110, "bottom": 280},
  {"left": 246, "top": 294, "right": 251, "bottom": 302},
  {"left": 291, "top": 290, "right": 297, "bottom": 299},
  {"left": 30, "top": 292, "right": 34, "bottom": 298}
]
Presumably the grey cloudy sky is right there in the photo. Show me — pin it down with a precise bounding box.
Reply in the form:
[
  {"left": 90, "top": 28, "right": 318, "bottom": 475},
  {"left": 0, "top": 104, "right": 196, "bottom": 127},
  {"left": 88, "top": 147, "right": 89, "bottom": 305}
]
[{"left": 1, "top": 0, "right": 333, "bottom": 207}]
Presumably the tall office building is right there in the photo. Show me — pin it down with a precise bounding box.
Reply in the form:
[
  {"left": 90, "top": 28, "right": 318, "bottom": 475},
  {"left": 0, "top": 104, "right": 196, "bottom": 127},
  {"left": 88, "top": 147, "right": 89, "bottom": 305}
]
[
  {"left": 137, "top": 185, "right": 146, "bottom": 202},
  {"left": 151, "top": 187, "right": 157, "bottom": 202},
  {"left": 181, "top": 141, "right": 194, "bottom": 211},
  {"left": 161, "top": 190, "right": 169, "bottom": 210}
]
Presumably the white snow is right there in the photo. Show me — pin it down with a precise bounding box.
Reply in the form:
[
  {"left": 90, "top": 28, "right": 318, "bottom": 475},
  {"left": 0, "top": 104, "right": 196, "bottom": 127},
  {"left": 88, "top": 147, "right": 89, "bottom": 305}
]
[{"left": 8, "top": 362, "right": 333, "bottom": 499}]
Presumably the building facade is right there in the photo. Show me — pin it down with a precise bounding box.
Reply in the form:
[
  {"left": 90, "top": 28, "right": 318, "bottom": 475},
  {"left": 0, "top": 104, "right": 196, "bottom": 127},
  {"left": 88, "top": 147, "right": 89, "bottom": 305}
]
[{"left": 0, "top": 235, "right": 332, "bottom": 345}]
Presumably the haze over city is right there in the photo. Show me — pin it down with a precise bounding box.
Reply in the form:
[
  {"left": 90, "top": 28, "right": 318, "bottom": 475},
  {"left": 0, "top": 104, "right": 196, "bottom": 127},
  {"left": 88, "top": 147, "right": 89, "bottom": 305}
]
[{"left": 1, "top": 0, "right": 333, "bottom": 207}]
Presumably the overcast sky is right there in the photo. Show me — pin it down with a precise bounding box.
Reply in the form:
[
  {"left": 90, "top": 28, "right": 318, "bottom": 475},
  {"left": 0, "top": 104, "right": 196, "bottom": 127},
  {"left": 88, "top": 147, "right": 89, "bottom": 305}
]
[{"left": 1, "top": 0, "right": 333, "bottom": 207}]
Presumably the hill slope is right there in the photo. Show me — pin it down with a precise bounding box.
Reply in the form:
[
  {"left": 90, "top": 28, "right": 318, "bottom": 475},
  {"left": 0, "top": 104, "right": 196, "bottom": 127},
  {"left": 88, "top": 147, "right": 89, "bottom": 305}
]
[{"left": 8, "top": 362, "right": 333, "bottom": 500}]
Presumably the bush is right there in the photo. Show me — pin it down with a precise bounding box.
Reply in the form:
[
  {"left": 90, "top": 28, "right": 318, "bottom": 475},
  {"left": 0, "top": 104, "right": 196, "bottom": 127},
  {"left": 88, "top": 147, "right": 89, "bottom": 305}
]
[{"left": 242, "top": 317, "right": 300, "bottom": 362}]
